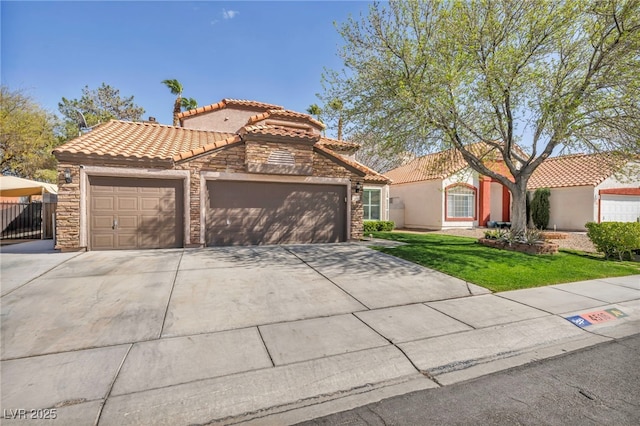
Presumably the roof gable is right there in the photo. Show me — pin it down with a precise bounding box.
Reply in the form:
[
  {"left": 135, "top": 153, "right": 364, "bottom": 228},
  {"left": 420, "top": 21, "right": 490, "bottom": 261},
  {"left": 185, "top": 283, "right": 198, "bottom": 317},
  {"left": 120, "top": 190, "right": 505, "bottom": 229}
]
[
  {"left": 177, "top": 98, "right": 284, "bottom": 120},
  {"left": 246, "top": 109, "right": 325, "bottom": 132}
]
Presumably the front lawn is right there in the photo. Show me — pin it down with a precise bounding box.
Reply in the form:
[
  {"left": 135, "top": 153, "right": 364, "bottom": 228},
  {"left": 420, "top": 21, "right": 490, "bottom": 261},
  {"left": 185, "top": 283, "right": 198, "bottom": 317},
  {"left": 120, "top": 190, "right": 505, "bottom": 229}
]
[{"left": 370, "top": 232, "right": 640, "bottom": 292}]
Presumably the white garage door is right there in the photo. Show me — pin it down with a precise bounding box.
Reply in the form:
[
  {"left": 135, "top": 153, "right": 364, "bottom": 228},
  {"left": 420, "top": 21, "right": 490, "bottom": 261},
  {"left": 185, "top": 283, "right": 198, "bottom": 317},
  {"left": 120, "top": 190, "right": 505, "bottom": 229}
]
[{"left": 600, "top": 195, "right": 640, "bottom": 222}]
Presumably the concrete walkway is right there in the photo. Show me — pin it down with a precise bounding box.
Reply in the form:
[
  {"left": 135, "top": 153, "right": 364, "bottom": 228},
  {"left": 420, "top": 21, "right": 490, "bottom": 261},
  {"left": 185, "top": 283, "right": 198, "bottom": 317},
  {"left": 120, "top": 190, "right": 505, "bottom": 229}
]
[{"left": 0, "top": 241, "right": 638, "bottom": 425}]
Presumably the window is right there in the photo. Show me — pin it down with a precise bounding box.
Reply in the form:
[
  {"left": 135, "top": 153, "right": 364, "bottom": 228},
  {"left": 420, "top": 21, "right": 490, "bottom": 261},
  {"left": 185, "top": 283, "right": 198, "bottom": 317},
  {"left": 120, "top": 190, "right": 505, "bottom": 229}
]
[
  {"left": 363, "top": 188, "right": 381, "bottom": 220},
  {"left": 446, "top": 185, "right": 476, "bottom": 219}
]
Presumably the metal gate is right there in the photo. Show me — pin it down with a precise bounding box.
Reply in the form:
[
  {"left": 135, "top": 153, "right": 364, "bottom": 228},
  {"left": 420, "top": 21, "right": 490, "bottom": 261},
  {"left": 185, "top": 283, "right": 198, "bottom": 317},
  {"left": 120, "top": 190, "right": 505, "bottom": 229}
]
[{"left": 0, "top": 202, "right": 56, "bottom": 240}]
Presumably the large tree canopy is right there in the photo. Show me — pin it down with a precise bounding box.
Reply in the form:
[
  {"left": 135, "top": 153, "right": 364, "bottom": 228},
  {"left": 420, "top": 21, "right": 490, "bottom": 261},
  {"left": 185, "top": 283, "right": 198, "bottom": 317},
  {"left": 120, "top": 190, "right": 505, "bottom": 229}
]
[
  {"left": 1, "top": 87, "right": 59, "bottom": 182},
  {"left": 58, "top": 83, "right": 145, "bottom": 141},
  {"left": 323, "top": 0, "right": 640, "bottom": 232}
]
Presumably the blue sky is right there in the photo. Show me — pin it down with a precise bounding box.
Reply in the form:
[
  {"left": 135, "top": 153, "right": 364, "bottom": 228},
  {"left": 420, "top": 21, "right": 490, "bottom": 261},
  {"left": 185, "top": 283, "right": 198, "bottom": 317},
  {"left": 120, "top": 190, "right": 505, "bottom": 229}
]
[{"left": 2, "top": 1, "right": 371, "bottom": 133}]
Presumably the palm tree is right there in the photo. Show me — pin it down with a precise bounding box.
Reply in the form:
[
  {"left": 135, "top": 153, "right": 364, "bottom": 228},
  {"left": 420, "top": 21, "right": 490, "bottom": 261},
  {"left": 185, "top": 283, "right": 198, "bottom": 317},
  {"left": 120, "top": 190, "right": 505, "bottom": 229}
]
[
  {"left": 162, "top": 79, "right": 183, "bottom": 126},
  {"left": 328, "top": 99, "right": 344, "bottom": 140},
  {"left": 180, "top": 97, "right": 198, "bottom": 112},
  {"left": 306, "top": 104, "right": 323, "bottom": 122}
]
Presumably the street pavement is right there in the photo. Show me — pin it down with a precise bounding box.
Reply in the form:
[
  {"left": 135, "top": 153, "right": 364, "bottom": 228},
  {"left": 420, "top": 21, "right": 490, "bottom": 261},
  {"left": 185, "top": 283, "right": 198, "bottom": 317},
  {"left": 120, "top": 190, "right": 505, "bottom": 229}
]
[
  {"left": 0, "top": 240, "right": 638, "bottom": 425},
  {"left": 299, "top": 332, "right": 640, "bottom": 426}
]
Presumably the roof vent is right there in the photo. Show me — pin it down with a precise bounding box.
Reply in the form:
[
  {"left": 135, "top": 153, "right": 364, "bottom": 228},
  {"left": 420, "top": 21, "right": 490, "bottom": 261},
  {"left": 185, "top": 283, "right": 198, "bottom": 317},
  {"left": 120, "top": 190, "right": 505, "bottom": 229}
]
[{"left": 267, "top": 150, "right": 295, "bottom": 166}]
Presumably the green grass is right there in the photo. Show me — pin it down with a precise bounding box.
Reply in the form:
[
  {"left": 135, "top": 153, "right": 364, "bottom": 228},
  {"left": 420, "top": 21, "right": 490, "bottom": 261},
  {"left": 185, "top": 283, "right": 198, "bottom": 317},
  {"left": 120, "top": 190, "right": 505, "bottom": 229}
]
[{"left": 370, "top": 232, "right": 640, "bottom": 292}]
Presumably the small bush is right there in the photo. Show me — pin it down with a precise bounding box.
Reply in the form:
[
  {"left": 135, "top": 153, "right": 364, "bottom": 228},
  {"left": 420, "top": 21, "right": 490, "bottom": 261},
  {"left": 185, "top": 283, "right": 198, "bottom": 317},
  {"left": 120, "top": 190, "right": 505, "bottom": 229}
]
[
  {"left": 363, "top": 220, "right": 395, "bottom": 233},
  {"left": 484, "top": 229, "right": 506, "bottom": 240},
  {"left": 531, "top": 188, "right": 551, "bottom": 229},
  {"left": 585, "top": 222, "right": 640, "bottom": 261}
]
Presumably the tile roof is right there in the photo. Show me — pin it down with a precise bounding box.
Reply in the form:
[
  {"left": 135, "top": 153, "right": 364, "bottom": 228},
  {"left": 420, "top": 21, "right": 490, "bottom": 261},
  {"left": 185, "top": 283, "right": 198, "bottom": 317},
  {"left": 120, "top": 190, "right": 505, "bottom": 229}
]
[
  {"left": 386, "top": 143, "right": 524, "bottom": 184},
  {"left": 314, "top": 145, "right": 391, "bottom": 183},
  {"left": 528, "top": 152, "right": 627, "bottom": 189},
  {"left": 53, "top": 117, "right": 391, "bottom": 184},
  {"left": 177, "top": 98, "right": 284, "bottom": 120},
  {"left": 53, "top": 120, "right": 237, "bottom": 164},
  {"left": 317, "top": 137, "right": 361, "bottom": 152},
  {"left": 246, "top": 109, "right": 325, "bottom": 130},
  {"left": 385, "top": 147, "right": 472, "bottom": 184},
  {"left": 238, "top": 125, "right": 320, "bottom": 143}
]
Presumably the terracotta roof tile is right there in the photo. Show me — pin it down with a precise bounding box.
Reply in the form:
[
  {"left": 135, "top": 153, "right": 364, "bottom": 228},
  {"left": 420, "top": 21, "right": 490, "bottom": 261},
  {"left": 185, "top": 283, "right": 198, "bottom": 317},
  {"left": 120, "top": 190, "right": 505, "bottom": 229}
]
[
  {"left": 53, "top": 120, "right": 236, "bottom": 164},
  {"left": 386, "top": 143, "right": 518, "bottom": 184},
  {"left": 178, "top": 98, "right": 284, "bottom": 119},
  {"left": 246, "top": 109, "right": 325, "bottom": 130},
  {"left": 386, "top": 148, "right": 470, "bottom": 184},
  {"left": 528, "top": 152, "right": 626, "bottom": 189},
  {"left": 317, "top": 137, "right": 360, "bottom": 152},
  {"left": 314, "top": 145, "right": 391, "bottom": 184},
  {"left": 239, "top": 124, "right": 320, "bottom": 143}
]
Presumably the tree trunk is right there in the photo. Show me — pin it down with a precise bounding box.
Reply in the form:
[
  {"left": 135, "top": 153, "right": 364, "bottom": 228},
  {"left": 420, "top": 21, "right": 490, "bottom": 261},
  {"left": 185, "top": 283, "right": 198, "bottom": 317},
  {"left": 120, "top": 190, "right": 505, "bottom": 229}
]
[
  {"left": 509, "top": 178, "right": 530, "bottom": 234},
  {"left": 337, "top": 116, "right": 343, "bottom": 140},
  {"left": 172, "top": 98, "right": 181, "bottom": 127}
]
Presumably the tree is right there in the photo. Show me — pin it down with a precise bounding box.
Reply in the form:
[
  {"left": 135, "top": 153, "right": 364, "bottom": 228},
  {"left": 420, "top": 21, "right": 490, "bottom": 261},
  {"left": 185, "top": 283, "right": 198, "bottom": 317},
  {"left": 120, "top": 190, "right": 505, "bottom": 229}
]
[
  {"left": 531, "top": 188, "right": 551, "bottom": 229},
  {"left": 323, "top": 0, "right": 640, "bottom": 233},
  {"left": 306, "top": 104, "right": 323, "bottom": 122},
  {"left": 180, "top": 97, "right": 198, "bottom": 112},
  {"left": 162, "top": 79, "right": 198, "bottom": 126},
  {"left": 1, "top": 87, "right": 59, "bottom": 181},
  {"left": 58, "top": 83, "right": 145, "bottom": 141},
  {"left": 352, "top": 131, "right": 413, "bottom": 173}
]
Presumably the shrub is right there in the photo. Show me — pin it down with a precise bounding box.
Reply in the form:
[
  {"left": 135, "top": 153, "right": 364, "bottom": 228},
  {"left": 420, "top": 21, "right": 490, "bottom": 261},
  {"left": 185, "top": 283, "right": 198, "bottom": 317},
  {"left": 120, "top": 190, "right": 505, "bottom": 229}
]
[
  {"left": 363, "top": 220, "right": 395, "bottom": 233},
  {"left": 531, "top": 188, "right": 551, "bottom": 229},
  {"left": 484, "top": 229, "right": 506, "bottom": 240},
  {"left": 585, "top": 222, "right": 640, "bottom": 261}
]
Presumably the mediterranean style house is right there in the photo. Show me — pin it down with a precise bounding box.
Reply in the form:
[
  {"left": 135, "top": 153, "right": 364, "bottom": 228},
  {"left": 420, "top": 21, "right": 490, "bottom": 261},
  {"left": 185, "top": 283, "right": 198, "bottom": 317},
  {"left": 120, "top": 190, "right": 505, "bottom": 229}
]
[
  {"left": 386, "top": 148, "right": 639, "bottom": 231},
  {"left": 53, "top": 99, "right": 390, "bottom": 250}
]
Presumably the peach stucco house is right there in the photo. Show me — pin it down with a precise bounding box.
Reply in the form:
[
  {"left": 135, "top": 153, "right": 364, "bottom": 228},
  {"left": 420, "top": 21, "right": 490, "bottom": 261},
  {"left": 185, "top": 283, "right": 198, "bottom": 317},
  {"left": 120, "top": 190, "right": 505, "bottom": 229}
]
[{"left": 386, "top": 149, "right": 639, "bottom": 231}]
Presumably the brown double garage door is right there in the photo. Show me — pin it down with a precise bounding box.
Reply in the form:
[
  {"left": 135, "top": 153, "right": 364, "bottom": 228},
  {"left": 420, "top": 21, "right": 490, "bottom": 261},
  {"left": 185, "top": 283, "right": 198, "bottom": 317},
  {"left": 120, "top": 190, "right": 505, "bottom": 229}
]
[
  {"left": 206, "top": 180, "right": 347, "bottom": 246},
  {"left": 89, "top": 177, "right": 346, "bottom": 249}
]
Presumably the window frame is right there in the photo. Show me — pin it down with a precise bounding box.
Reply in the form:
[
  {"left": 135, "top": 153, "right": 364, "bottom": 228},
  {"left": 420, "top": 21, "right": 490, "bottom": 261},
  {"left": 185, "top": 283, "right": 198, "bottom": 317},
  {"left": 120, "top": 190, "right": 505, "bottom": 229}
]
[
  {"left": 445, "top": 183, "right": 477, "bottom": 221},
  {"left": 363, "top": 188, "right": 382, "bottom": 221}
]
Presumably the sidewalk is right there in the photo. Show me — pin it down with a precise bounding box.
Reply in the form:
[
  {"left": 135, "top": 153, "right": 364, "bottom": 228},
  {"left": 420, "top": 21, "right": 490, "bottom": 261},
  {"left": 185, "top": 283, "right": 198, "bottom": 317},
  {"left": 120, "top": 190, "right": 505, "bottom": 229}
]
[{"left": 1, "top": 242, "right": 638, "bottom": 425}]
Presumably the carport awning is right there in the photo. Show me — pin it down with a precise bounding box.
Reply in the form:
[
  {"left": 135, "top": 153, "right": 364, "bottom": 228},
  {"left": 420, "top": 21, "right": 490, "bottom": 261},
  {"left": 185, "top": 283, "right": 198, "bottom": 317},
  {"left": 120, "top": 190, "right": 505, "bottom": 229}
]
[{"left": 0, "top": 176, "right": 58, "bottom": 197}]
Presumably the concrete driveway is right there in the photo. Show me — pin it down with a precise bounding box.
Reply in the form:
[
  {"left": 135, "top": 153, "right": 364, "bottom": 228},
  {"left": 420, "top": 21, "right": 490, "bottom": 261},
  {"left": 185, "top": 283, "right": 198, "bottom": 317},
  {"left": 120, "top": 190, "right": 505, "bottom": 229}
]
[{"left": 1, "top": 242, "right": 638, "bottom": 425}]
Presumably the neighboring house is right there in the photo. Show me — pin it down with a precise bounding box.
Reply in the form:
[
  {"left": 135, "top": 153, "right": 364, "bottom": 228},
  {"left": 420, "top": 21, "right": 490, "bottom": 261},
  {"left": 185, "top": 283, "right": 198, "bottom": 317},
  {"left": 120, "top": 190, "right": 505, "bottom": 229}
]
[
  {"left": 387, "top": 148, "right": 639, "bottom": 231},
  {"left": 528, "top": 153, "right": 640, "bottom": 230},
  {"left": 53, "top": 99, "right": 390, "bottom": 251}
]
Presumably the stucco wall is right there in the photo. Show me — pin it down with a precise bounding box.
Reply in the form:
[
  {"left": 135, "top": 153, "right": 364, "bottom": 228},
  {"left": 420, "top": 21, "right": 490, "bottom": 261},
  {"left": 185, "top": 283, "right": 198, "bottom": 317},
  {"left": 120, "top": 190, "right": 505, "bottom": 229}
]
[
  {"left": 181, "top": 108, "right": 258, "bottom": 133},
  {"left": 547, "top": 186, "right": 596, "bottom": 231},
  {"left": 390, "top": 180, "right": 443, "bottom": 229}
]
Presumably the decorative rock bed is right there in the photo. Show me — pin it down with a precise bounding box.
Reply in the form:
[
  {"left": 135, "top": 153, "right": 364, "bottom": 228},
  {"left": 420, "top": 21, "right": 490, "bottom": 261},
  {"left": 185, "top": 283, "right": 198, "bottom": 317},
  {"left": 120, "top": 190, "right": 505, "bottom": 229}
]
[{"left": 478, "top": 238, "right": 559, "bottom": 255}]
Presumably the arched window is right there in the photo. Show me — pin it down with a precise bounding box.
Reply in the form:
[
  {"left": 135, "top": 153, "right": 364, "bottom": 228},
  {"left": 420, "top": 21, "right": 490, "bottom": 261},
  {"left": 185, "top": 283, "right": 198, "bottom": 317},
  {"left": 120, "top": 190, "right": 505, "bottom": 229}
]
[{"left": 446, "top": 184, "right": 476, "bottom": 220}]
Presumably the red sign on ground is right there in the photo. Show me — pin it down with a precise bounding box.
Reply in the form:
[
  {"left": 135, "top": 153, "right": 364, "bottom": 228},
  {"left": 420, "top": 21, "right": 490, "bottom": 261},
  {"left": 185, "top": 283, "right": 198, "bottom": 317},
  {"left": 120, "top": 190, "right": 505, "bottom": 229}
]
[{"left": 579, "top": 310, "right": 616, "bottom": 324}]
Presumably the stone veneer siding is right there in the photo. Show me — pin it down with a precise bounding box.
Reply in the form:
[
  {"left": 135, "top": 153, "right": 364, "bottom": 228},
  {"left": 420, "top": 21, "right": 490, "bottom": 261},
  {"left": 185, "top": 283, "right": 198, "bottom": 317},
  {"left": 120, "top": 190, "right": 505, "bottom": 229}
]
[
  {"left": 55, "top": 143, "right": 365, "bottom": 250},
  {"left": 55, "top": 163, "right": 81, "bottom": 251}
]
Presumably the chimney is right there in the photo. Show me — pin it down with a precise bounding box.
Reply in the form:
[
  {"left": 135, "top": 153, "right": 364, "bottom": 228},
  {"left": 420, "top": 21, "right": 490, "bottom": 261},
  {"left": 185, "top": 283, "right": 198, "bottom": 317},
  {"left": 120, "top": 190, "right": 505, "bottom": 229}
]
[{"left": 148, "top": 116, "right": 156, "bottom": 122}]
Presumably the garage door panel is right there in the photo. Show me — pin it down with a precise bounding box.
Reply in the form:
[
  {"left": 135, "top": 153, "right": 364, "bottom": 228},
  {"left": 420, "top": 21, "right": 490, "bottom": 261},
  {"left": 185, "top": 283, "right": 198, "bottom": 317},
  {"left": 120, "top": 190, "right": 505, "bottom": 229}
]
[
  {"left": 92, "top": 196, "right": 114, "bottom": 210},
  {"left": 140, "top": 197, "right": 161, "bottom": 211},
  {"left": 92, "top": 234, "right": 115, "bottom": 250},
  {"left": 206, "top": 181, "right": 346, "bottom": 246},
  {"left": 116, "top": 233, "right": 138, "bottom": 249},
  {"left": 601, "top": 195, "right": 640, "bottom": 222},
  {"left": 93, "top": 215, "right": 114, "bottom": 229},
  {"left": 89, "top": 177, "right": 183, "bottom": 250},
  {"left": 118, "top": 215, "right": 138, "bottom": 230}
]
